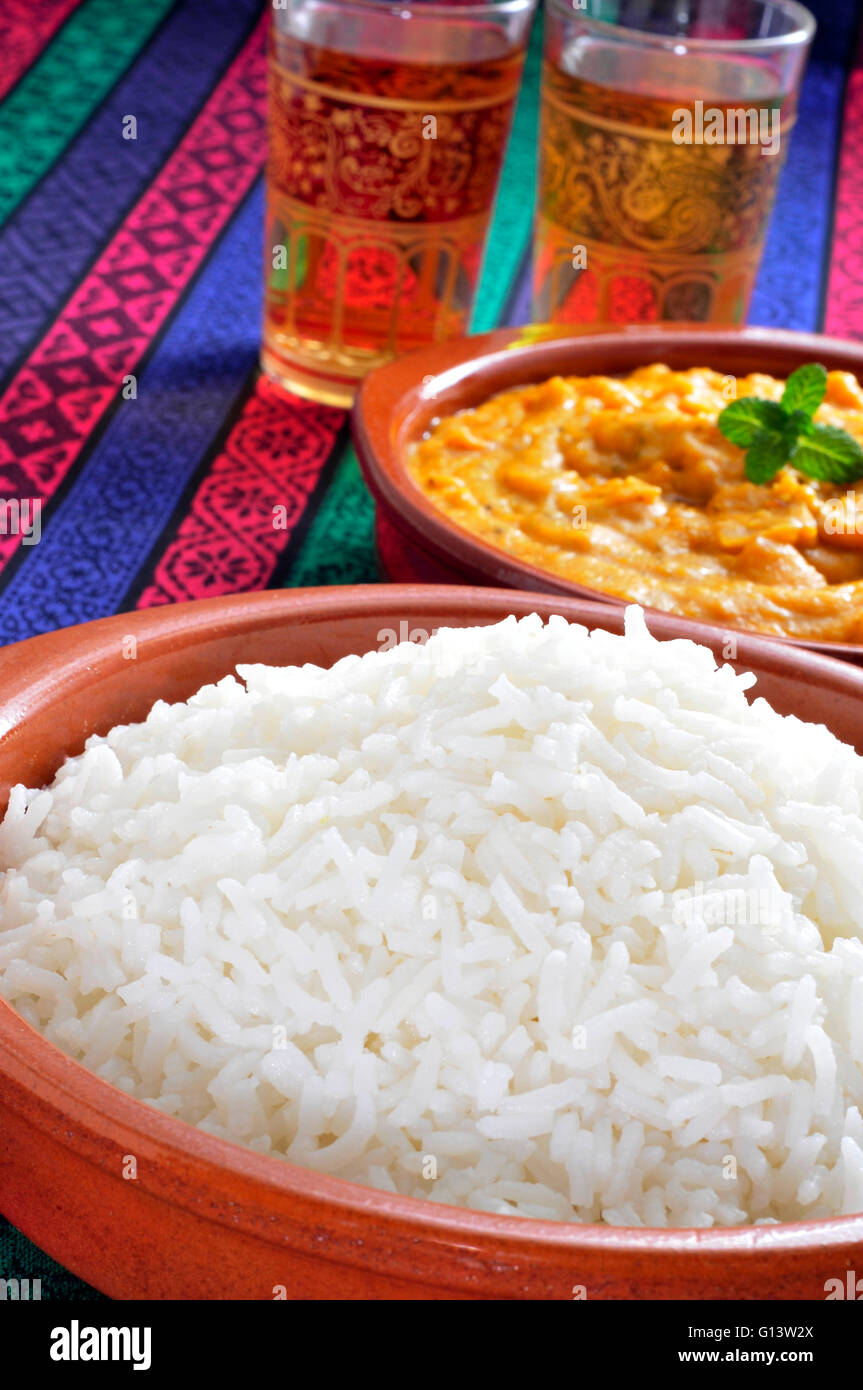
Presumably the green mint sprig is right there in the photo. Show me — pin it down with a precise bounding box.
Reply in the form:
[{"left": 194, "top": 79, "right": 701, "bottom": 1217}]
[{"left": 717, "top": 363, "right": 863, "bottom": 486}]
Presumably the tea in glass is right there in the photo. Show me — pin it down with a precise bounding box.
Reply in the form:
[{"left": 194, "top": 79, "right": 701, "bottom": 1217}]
[{"left": 264, "top": 0, "right": 535, "bottom": 407}]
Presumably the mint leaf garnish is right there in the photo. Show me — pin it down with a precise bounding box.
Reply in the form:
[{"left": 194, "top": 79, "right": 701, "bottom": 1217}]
[
  {"left": 781, "top": 362, "right": 827, "bottom": 418},
  {"left": 717, "top": 363, "right": 863, "bottom": 487},
  {"left": 790, "top": 423, "right": 863, "bottom": 484},
  {"left": 717, "top": 397, "right": 785, "bottom": 447},
  {"left": 745, "top": 430, "right": 795, "bottom": 485}
]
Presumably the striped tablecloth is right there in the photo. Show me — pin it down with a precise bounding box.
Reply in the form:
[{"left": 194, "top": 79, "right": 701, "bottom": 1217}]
[{"left": 0, "top": 0, "right": 861, "bottom": 1298}]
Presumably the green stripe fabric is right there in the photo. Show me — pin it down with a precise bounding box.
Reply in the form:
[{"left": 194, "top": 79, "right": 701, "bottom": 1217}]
[
  {"left": 285, "top": 12, "right": 544, "bottom": 590},
  {"left": 284, "top": 443, "right": 379, "bottom": 588},
  {"left": 0, "top": 1216, "right": 105, "bottom": 1301},
  {"left": 0, "top": 0, "right": 175, "bottom": 225},
  {"left": 471, "top": 10, "right": 543, "bottom": 333}
]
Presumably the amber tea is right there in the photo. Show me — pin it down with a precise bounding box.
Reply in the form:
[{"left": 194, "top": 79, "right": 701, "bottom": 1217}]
[
  {"left": 264, "top": 1, "right": 533, "bottom": 407},
  {"left": 534, "top": 0, "right": 814, "bottom": 328}
]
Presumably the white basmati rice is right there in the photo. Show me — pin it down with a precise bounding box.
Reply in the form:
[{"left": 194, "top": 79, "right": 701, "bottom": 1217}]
[{"left": 2, "top": 606, "right": 863, "bottom": 1227}]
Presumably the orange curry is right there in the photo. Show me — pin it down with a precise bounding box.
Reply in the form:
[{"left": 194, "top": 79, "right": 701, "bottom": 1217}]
[{"left": 409, "top": 365, "right": 863, "bottom": 643}]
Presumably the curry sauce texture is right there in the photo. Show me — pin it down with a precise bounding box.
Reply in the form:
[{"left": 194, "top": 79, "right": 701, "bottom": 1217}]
[{"left": 409, "top": 365, "right": 863, "bottom": 642}]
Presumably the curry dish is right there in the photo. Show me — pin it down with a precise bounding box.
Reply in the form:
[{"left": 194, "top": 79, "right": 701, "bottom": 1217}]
[{"left": 408, "top": 365, "right": 863, "bottom": 644}]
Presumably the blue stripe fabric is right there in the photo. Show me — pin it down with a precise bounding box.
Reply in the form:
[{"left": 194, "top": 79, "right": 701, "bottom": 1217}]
[
  {"left": 0, "top": 0, "right": 259, "bottom": 386},
  {"left": 748, "top": 0, "right": 859, "bottom": 330},
  {"left": 0, "top": 181, "right": 264, "bottom": 643},
  {"left": 502, "top": 246, "right": 533, "bottom": 328}
]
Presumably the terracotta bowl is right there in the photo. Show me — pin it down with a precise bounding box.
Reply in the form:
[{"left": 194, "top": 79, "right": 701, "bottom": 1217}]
[
  {"left": 352, "top": 324, "right": 863, "bottom": 664},
  {"left": 2, "top": 585, "right": 863, "bottom": 1300}
]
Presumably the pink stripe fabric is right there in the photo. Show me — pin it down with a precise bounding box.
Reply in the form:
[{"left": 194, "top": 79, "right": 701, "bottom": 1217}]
[
  {"left": 823, "top": 35, "right": 863, "bottom": 340},
  {"left": 0, "top": 15, "right": 268, "bottom": 575},
  {"left": 0, "top": 0, "right": 80, "bottom": 102}
]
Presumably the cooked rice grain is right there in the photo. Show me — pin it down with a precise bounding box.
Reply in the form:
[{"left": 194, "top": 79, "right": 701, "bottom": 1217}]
[{"left": 3, "top": 608, "right": 863, "bottom": 1227}]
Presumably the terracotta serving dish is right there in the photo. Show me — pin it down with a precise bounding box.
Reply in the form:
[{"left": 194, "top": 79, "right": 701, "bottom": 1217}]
[
  {"left": 353, "top": 324, "right": 863, "bottom": 664},
  {"left": 2, "top": 584, "right": 862, "bottom": 1300}
]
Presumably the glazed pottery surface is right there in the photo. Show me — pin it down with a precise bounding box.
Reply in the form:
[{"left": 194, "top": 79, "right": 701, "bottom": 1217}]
[{"left": 353, "top": 325, "right": 863, "bottom": 664}]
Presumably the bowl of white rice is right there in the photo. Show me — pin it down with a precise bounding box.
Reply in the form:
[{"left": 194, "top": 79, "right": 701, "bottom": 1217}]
[{"left": 2, "top": 584, "right": 863, "bottom": 1299}]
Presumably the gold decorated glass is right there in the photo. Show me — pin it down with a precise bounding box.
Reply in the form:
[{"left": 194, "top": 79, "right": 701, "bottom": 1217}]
[
  {"left": 263, "top": 0, "right": 536, "bottom": 407},
  {"left": 534, "top": 0, "right": 814, "bottom": 327}
]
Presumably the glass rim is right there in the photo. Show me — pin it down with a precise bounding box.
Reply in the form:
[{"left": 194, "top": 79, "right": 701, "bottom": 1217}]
[
  {"left": 274, "top": 0, "right": 536, "bottom": 16},
  {"left": 544, "top": 0, "right": 815, "bottom": 53}
]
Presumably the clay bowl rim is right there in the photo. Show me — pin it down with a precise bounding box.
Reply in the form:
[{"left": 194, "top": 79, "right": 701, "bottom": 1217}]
[
  {"left": 352, "top": 323, "right": 863, "bottom": 662},
  {"left": 3, "top": 583, "right": 863, "bottom": 1267}
]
